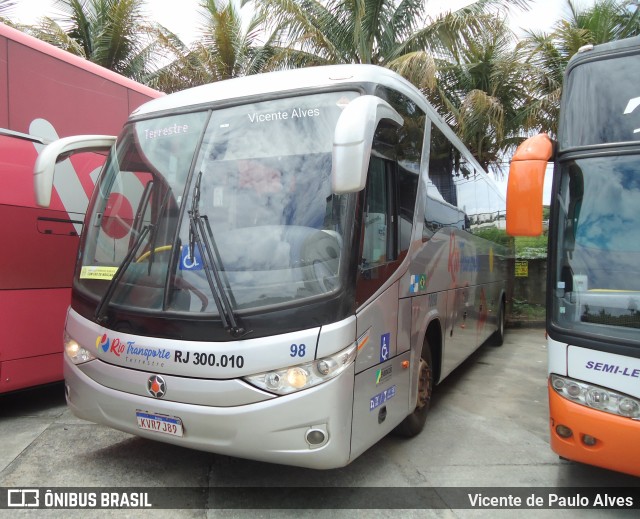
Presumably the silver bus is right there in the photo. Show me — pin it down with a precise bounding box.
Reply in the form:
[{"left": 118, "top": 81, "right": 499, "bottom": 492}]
[{"left": 35, "top": 65, "right": 511, "bottom": 469}]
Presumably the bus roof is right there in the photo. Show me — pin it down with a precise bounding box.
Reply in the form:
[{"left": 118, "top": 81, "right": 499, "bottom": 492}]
[
  {"left": 131, "top": 64, "right": 424, "bottom": 118},
  {"left": 567, "top": 35, "right": 640, "bottom": 71},
  {"left": 129, "top": 63, "right": 491, "bottom": 184},
  {"left": 0, "top": 22, "right": 160, "bottom": 99}
]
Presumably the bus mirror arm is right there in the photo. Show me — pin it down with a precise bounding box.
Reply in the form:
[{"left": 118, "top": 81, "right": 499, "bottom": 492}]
[
  {"left": 506, "top": 133, "right": 556, "bottom": 237},
  {"left": 33, "top": 135, "right": 116, "bottom": 208},
  {"left": 331, "top": 95, "right": 403, "bottom": 194}
]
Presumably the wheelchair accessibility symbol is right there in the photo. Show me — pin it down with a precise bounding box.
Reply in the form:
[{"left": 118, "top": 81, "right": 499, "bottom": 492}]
[
  {"left": 180, "top": 245, "right": 203, "bottom": 271},
  {"left": 380, "top": 332, "right": 391, "bottom": 362}
]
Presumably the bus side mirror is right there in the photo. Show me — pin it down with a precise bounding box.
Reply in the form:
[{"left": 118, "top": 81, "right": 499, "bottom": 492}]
[
  {"left": 34, "top": 135, "right": 116, "bottom": 207},
  {"left": 331, "top": 95, "right": 403, "bottom": 194},
  {"left": 506, "top": 133, "right": 555, "bottom": 236}
]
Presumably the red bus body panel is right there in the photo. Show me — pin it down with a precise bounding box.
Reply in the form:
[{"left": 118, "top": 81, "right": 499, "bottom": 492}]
[{"left": 0, "top": 22, "right": 161, "bottom": 393}]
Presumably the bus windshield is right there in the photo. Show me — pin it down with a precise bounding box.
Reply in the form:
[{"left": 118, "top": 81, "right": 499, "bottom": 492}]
[
  {"left": 77, "top": 91, "right": 357, "bottom": 316},
  {"left": 561, "top": 53, "right": 640, "bottom": 148},
  {"left": 552, "top": 155, "right": 640, "bottom": 342}
]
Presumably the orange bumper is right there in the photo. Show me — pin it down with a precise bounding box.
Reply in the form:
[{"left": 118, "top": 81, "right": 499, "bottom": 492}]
[{"left": 549, "top": 381, "right": 640, "bottom": 477}]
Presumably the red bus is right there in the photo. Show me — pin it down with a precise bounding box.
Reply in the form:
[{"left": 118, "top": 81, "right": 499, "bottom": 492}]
[{"left": 0, "top": 22, "right": 161, "bottom": 393}]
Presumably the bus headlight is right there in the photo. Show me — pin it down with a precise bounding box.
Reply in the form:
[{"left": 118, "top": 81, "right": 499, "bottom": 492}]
[
  {"left": 64, "top": 332, "right": 96, "bottom": 365},
  {"left": 244, "top": 342, "right": 357, "bottom": 395},
  {"left": 551, "top": 374, "right": 640, "bottom": 419}
]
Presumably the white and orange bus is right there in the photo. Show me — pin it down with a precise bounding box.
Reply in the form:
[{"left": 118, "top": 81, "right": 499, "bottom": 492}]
[
  {"left": 508, "top": 36, "right": 640, "bottom": 477},
  {"left": 0, "top": 22, "right": 160, "bottom": 393}
]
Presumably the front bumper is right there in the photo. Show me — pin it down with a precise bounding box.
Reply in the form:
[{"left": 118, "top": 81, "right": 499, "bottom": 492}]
[
  {"left": 64, "top": 354, "right": 355, "bottom": 469},
  {"left": 549, "top": 380, "right": 640, "bottom": 477}
]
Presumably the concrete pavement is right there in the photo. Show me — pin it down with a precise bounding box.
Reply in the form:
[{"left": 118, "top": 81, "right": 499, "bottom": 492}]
[{"left": 1, "top": 328, "right": 638, "bottom": 518}]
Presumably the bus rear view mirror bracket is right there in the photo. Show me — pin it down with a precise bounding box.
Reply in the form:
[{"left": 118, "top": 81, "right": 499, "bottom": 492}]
[
  {"left": 34, "top": 135, "right": 116, "bottom": 208},
  {"left": 506, "top": 133, "right": 555, "bottom": 236},
  {"left": 331, "top": 95, "right": 403, "bottom": 194}
]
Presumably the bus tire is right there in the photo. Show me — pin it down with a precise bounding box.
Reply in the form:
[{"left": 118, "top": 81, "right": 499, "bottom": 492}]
[
  {"left": 490, "top": 298, "right": 505, "bottom": 346},
  {"left": 393, "top": 342, "right": 433, "bottom": 437}
]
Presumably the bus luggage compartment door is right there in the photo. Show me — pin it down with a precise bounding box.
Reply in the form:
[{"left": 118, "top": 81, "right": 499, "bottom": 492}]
[{"left": 350, "top": 351, "right": 411, "bottom": 460}]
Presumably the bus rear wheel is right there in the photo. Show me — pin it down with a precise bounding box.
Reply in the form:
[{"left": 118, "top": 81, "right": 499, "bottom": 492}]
[
  {"left": 490, "top": 298, "right": 506, "bottom": 346},
  {"left": 393, "top": 344, "right": 433, "bottom": 437}
]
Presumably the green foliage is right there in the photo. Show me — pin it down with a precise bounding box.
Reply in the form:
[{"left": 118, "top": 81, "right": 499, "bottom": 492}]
[
  {"left": 511, "top": 298, "right": 546, "bottom": 320},
  {"left": 427, "top": 15, "right": 538, "bottom": 171},
  {"left": 5, "top": 0, "right": 639, "bottom": 161},
  {"left": 147, "top": 0, "right": 272, "bottom": 92},
  {"left": 473, "top": 227, "right": 514, "bottom": 249},
  {"left": 523, "top": 0, "right": 640, "bottom": 137},
  {"left": 515, "top": 235, "right": 548, "bottom": 259},
  {"left": 19, "top": 0, "right": 172, "bottom": 83}
]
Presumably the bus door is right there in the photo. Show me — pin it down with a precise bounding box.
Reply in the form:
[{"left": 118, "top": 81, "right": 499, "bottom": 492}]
[{"left": 350, "top": 122, "right": 413, "bottom": 460}]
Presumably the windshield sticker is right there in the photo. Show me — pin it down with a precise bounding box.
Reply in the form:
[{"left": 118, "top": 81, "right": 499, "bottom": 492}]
[
  {"left": 80, "top": 266, "right": 118, "bottom": 280},
  {"left": 179, "top": 245, "right": 203, "bottom": 271},
  {"left": 623, "top": 96, "right": 640, "bottom": 134}
]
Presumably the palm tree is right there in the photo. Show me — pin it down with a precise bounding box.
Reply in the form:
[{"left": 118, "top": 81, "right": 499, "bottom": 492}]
[
  {"left": 431, "top": 15, "right": 537, "bottom": 172},
  {"left": 148, "top": 0, "right": 274, "bottom": 93},
  {"left": 240, "top": 0, "right": 532, "bottom": 167},
  {"left": 25, "top": 0, "right": 171, "bottom": 82},
  {"left": 524, "top": 0, "right": 640, "bottom": 136},
  {"left": 247, "top": 0, "right": 530, "bottom": 91}
]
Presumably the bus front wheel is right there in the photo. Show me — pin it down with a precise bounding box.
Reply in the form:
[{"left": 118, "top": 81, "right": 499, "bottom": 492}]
[{"left": 393, "top": 343, "right": 433, "bottom": 437}]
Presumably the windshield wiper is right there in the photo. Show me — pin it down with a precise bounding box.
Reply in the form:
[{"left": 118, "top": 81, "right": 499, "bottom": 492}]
[
  {"left": 188, "top": 171, "right": 247, "bottom": 338},
  {"left": 95, "top": 224, "right": 151, "bottom": 324}
]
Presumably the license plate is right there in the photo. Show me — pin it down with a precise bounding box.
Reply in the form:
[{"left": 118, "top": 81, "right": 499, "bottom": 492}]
[{"left": 136, "top": 410, "right": 183, "bottom": 437}]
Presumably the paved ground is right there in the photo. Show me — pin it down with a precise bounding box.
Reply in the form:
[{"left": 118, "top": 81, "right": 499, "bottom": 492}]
[{"left": 0, "top": 328, "right": 638, "bottom": 518}]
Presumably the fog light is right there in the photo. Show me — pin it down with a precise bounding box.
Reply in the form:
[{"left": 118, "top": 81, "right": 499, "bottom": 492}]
[
  {"left": 305, "top": 429, "right": 326, "bottom": 446},
  {"left": 556, "top": 424, "right": 573, "bottom": 438},
  {"left": 582, "top": 435, "right": 597, "bottom": 446}
]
